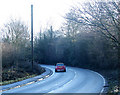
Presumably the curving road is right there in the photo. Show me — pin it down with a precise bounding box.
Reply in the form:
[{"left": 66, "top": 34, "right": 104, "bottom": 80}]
[{"left": 3, "top": 65, "right": 105, "bottom": 93}]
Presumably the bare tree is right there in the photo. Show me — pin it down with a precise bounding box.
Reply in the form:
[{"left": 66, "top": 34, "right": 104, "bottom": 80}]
[
  {"left": 2, "top": 19, "right": 30, "bottom": 68},
  {"left": 65, "top": 1, "right": 120, "bottom": 47},
  {"left": 2, "top": 19, "right": 30, "bottom": 46}
]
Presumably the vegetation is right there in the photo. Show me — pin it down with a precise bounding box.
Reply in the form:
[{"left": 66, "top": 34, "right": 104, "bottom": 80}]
[{"left": 2, "top": 19, "right": 45, "bottom": 85}]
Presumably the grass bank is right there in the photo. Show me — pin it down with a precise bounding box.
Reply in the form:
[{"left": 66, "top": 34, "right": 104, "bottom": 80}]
[
  {"left": 95, "top": 69, "right": 119, "bottom": 94},
  {"left": 2, "top": 61, "right": 45, "bottom": 86}
]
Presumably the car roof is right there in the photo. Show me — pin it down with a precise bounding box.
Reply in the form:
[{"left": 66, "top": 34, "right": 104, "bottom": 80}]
[{"left": 57, "top": 63, "right": 64, "bottom": 64}]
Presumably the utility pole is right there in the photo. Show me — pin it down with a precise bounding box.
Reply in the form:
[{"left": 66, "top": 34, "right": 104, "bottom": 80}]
[{"left": 31, "top": 5, "right": 33, "bottom": 71}]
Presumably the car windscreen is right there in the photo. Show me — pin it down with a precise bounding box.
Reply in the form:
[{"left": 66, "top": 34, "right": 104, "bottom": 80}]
[{"left": 57, "top": 64, "right": 64, "bottom": 66}]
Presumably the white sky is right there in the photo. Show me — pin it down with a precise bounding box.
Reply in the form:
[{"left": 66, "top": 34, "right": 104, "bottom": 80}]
[
  {"left": 0, "top": 0, "right": 87, "bottom": 36},
  {"left": 0, "top": 0, "right": 115, "bottom": 36}
]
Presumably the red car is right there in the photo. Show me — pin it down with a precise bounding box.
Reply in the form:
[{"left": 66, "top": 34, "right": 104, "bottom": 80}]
[{"left": 55, "top": 63, "right": 66, "bottom": 72}]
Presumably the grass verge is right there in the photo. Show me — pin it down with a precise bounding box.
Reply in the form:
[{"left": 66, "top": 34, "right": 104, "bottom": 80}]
[
  {"left": 1, "top": 74, "right": 37, "bottom": 85},
  {"left": 2, "top": 61, "right": 45, "bottom": 86},
  {"left": 95, "top": 69, "right": 119, "bottom": 94}
]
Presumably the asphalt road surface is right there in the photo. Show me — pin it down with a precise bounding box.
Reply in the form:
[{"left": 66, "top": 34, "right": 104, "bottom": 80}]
[{"left": 3, "top": 65, "right": 105, "bottom": 93}]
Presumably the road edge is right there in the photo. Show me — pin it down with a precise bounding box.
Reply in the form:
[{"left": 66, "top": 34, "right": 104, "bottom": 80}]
[
  {"left": 0, "top": 67, "right": 53, "bottom": 92},
  {"left": 90, "top": 70, "right": 109, "bottom": 94}
]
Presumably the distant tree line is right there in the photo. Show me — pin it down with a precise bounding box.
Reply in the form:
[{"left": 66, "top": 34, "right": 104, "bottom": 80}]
[{"left": 34, "top": 1, "right": 119, "bottom": 70}]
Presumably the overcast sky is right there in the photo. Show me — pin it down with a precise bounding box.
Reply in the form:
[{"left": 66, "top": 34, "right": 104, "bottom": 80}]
[
  {"left": 0, "top": 0, "right": 113, "bottom": 36},
  {"left": 0, "top": 0, "right": 87, "bottom": 35}
]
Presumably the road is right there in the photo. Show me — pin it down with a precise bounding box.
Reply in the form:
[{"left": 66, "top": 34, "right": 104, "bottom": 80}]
[{"left": 3, "top": 65, "right": 105, "bottom": 93}]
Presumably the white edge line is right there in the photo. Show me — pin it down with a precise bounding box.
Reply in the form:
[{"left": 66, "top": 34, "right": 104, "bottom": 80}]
[{"left": 91, "top": 71, "right": 106, "bottom": 94}]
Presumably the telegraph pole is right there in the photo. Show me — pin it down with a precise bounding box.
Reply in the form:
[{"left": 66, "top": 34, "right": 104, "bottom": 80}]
[{"left": 31, "top": 5, "right": 33, "bottom": 71}]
